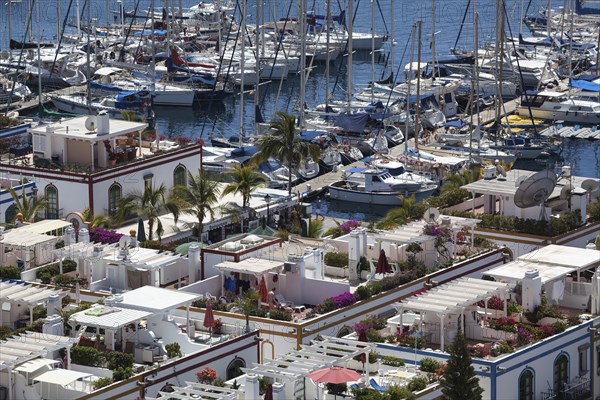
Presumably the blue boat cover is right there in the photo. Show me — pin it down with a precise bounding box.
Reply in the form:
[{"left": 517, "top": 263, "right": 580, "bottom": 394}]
[
  {"left": 334, "top": 113, "right": 370, "bottom": 132},
  {"left": 446, "top": 119, "right": 467, "bottom": 128},
  {"left": 299, "top": 130, "right": 328, "bottom": 141},
  {"left": 134, "top": 29, "right": 167, "bottom": 36},
  {"left": 89, "top": 81, "right": 122, "bottom": 92},
  {"left": 570, "top": 79, "right": 600, "bottom": 92},
  {"left": 346, "top": 167, "right": 367, "bottom": 173}
]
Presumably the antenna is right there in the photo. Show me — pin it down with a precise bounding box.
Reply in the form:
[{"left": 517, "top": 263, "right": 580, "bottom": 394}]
[
  {"left": 581, "top": 179, "right": 599, "bottom": 194},
  {"left": 118, "top": 236, "right": 131, "bottom": 261},
  {"left": 85, "top": 116, "right": 97, "bottom": 131},
  {"left": 423, "top": 207, "right": 440, "bottom": 223},
  {"left": 514, "top": 170, "right": 557, "bottom": 220}
]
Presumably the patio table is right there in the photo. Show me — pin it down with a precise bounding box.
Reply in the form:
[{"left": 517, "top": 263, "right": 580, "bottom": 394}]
[{"left": 384, "top": 370, "right": 417, "bottom": 384}]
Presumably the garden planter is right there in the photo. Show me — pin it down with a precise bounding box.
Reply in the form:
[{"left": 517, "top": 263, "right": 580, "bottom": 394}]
[{"left": 325, "top": 265, "right": 348, "bottom": 278}]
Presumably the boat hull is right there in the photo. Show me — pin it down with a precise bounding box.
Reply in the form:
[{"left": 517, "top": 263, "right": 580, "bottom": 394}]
[{"left": 328, "top": 183, "right": 435, "bottom": 205}]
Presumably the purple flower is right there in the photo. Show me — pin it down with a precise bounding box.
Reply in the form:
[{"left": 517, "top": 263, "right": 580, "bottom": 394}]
[
  {"left": 89, "top": 227, "right": 124, "bottom": 244},
  {"left": 330, "top": 292, "right": 357, "bottom": 308},
  {"left": 340, "top": 220, "right": 361, "bottom": 234}
]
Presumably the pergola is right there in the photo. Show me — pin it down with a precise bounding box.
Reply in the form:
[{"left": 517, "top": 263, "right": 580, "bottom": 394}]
[
  {"left": 214, "top": 258, "right": 284, "bottom": 297},
  {"left": 0, "top": 332, "right": 77, "bottom": 400},
  {"left": 394, "top": 277, "right": 514, "bottom": 350},
  {"left": 157, "top": 382, "right": 242, "bottom": 400},
  {"left": 0, "top": 229, "right": 59, "bottom": 269},
  {"left": 243, "top": 336, "right": 374, "bottom": 381},
  {"left": 67, "top": 305, "right": 152, "bottom": 351},
  {"left": 0, "top": 281, "right": 66, "bottom": 325}
]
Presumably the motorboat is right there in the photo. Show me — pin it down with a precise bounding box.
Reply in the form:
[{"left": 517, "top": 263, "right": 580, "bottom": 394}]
[
  {"left": 51, "top": 90, "right": 149, "bottom": 120},
  {"left": 327, "top": 168, "right": 438, "bottom": 206},
  {"left": 516, "top": 90, "right": 600, "bottom": 125}
]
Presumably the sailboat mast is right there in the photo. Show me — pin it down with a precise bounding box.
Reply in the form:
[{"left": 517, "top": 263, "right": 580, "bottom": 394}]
[
  {"left": 7, "top": 1, "right": 12, "bottom": 55},
  {"left": 254, "top": 0, "right": 260, "bottom": 135},
  {"left": 495, "top": 0, "right": 504, "bottom": 122},
  {"left": 299, "top": 0, "right": 307, "bottom": 128},
  {"left": 325, "top": 0, "right": 331, "bottom": 109},
  {"left": 346, "top": 0, "right": 353, "bottom": 108},
  {"left": 431, "top": 0, "right": 436, "bottom": 78},
  {"left": 76, "top": 0, "right": 81, "bottom": 39},
  {"left": 469, "top": 0, "right": 478, "bottom": 160},
  {"left": 370, "top": 0, "right": 375, "bottom": 103},
  {"left": 405, "top": 24, "right": 416, "bottom": 154},
  {"left": 415, "top": 20, "right": 422, "bottom": 151},
  {"left": 239, "top": 0, "right": 246, "bottom": 140},
  {"left": 390, "top": 0, "right": 394, "bottom": 74},
  {"left": 56, "top": 0, "right": 61, "bottom": 43},
  {"left": 86, "top": 0, "right": 91, "bottom": 113}
]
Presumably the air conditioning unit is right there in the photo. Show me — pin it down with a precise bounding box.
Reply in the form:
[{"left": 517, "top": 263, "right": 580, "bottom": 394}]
[
  {"left": 284, "top": 262, "right": 298, "bottom": 273},
  {"left": 483, "top": 165, "right": 497, "bottom": 180}
]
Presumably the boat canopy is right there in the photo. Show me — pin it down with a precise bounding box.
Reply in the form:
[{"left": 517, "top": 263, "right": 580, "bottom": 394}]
[{"left": 569, "top": 79, "right": 600, "bottom": 93}]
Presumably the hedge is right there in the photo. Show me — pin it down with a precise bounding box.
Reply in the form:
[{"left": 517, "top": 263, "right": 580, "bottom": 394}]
[
  {"left": 324, "top": 252, "right": 348, "bottom": 268},
  {"left": 71, "top": 346, "right": 105, "bottom": 367},
  {"left": 0, "top": 265, "right": 21, "bottom": 279}
]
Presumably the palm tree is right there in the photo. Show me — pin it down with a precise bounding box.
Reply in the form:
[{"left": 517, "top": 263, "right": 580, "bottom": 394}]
[
  {"left": 7, "top": 186, "right": 49, "bottom": 222},
  {"left": 173, "top": 170, "right": 221, "bottom": 239},
  {"left": 118, "top": 183, "right": 181, "bottom": 241},
  {"left": 230, "top": 289, "right": 259, "bottom": 333},
  {"left": 81, "top": 207, "right": 118, "bottom": 228},
  {"left": 253, "top": 112, "right": 321, "bottom": 194},
  {"left": 221, "top": 165, "right": 267, "bottom": 208}
]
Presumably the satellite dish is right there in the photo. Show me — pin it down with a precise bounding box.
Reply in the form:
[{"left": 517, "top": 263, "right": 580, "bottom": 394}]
[
  {"left": 560, "top": 184, "right": 573, "bottom": 200},
  {"left": 423, "top": 207, "right": 440, "bottom": 223},
  {"left": 118, "top": 235, "right": 131, "bottom": 250},
  {"left": 514, "top": 170, "right": 557, "bottom": 210},
  {"left": 496, "top": 164, "right": 507, "bottom": 178},
  {"left": 582, "top": 179, "right": 600, "bottom": 194},
  {"left": 515, "top": 175, "right": 529, "bottom": 187},
  {"left": 85, "top": 116, "right": 97, "bottom": 131}
]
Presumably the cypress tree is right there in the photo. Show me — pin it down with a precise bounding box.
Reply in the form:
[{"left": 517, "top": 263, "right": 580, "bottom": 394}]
[{"left": 440, "top": 329, "right": 484, "bottom": 400}]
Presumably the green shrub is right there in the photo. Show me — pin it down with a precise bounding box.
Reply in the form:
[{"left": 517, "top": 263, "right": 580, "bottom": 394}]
[
  {"left": 361, "top": 315, "right": 387, "bottom": 330},
  {"left": 106, "top": 351, "right": 134, "bottom": 370},
  {"left": 589, "top": 199, "right": 600, "bottom": 223},
  {"left": 381, "top": 356, "right": 405, "bottom": 367},
  {"left": 366, "top": 329, "right": 385, "bottom": 343},
  {"left": 351, "top": 388, "right": 383, "bottom": 400},
  {"left": 0, "top": 326, "right": 14, "bottom": 340},
  {"left": 419, "top": 357, "right": 441, "bottom": 372},
  {"left": 141, "top": 240, "right": 175, "bottom": 253},
  {"left": 71, "top": 346, "right": 105, "bottom": 367},
  {"left": 165, "top": 342, "right": 182, "bottom": 358},
  {"left": 324, "top": 252, "right": 349, "bottom": 268},
  {"left": 213, "top": 378, "right": 226, "bottom": 387},
  {"left": 28, "top": 305, "right": 47, "bottom": 321},
  {"left": 92, "top": 377, "right": 113, "bottom": 390},
  {"left": 269, "top": 308, "right": 293, "bottom": 321},
  {"left": 386, "top": 385, "right": 416, "bottom": 400},
  {"left": 359, "top": 256, "right": 370, "bottom": 271},
  {"left": 0, "top": 265, "right": 21, "bottom": 279},
  {"left": 368, "top": 351, "right": 379, "bottom": 364},
  {"left": 507, "top": 302, "right": 522, "bottom": 316},
  {"left": 406, "top": 376, "right": 428, "bottom": 392},
  {"left": 112, "top": 367, "right": 134, "bottom": 381},
  {"left": 354, "top": 285, "right": 371, "bottom": 301},
  {"left": 552, "top": 321, "right": 568, "bottom": 333},
  {"left": 53, "top": 274, "right": 73, "bottom": 287},
  {"left": 326, "top": 382, "right": 347, "bottom": 396}
]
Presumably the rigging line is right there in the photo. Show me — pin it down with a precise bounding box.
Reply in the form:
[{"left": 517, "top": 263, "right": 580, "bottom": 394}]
[
  {"left": 119, "top": 0, "right": 143, "bottom": 62},
  {"left": 374, "top": 0, "right": 388, "bottom": 35},
  {"left": 523, "top": 0, "right": 534, "bottom": 20},
  {"left": 259, "top": 0, "right": 294, "bottom": 109},
  {"left": 502, "top": 0, "right": 537, "bottom": 135},
  {"left": 382, "top": 25, "right": 413, "bottom": 119},
  {"left": 133, "top": 8, "right": 153, "bottom": 63},
  {"left": 204, "top": 1, "right": 242, "bottom": 137},
  {"left": 48, "top": 0, "right": 75, "bottom": 81},
  {"left": 453, "top": 0, "right": 471, "bottom": 52}
]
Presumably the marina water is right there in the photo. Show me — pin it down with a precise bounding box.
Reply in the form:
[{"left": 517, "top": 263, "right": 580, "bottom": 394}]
[{"left": 1, "top": 0, "right": 599, "bottom": 220}]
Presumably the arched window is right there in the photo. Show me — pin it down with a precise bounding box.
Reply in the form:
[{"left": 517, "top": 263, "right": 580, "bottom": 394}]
[
  {"left": 554, "top": 354, "right": 569, "bottom": 393},
  {"left": 108, "top": 183, "right": 122, "bottom": 217},
  {"left": 45, "top": 185, "right": 59, "bottom": 219},
  {"left": 174, "top": 165, "right": 187, "bottom": 187},
  {"left": 5, "top": 204, "right": 18, "bottom": 225},
  {"left": 337, "top": 326, "right": 353, "bottom": 338},
  {"left": 518, "top": 369, "right": 534, "bottom": 400},
  {"left": 226, "top": 357, "right": 246, "bottom": 381}
]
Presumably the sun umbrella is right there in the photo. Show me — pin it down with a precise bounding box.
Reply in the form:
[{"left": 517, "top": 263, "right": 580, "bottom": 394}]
[
  {"left": 203, "top": 301, "right": 215, "bottom": 340},
  {"left": 307, "top": 366, "right": 363, "bottom": 384},
  {"left": 376, "top": 249, "right": 391, "bottom": 274},
  {"left": 137, "top": 218, "right": 147, "bottom": 242},
  {"left": 174, "top": 241, "right": 205, "bottom": 256},
  {"left": 263, "top": 384, "right": 273, "bottom": 400},
  {"left": 258, "top": 276, "right": 268, "bottom": 302}
]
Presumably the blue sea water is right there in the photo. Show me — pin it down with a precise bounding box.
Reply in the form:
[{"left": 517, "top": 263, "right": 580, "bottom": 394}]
[{"left": 1, "top": 0, "right": 598, "bottom": 221}]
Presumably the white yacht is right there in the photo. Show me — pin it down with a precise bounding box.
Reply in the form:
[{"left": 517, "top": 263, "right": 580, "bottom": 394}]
[{"left": 516, "top": 90, "right": 600, "bottom": 125}]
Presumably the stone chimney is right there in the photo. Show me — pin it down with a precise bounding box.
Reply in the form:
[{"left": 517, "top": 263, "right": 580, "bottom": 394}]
[
  {"left": 64, "top": 226, "right": 75, "bottom": 246},
  {"left": 78, "top": 228, "right": 90, "bottom": 244},
  {"left": 244, "top": 374, "right": 260, "bottom": 400},
  {"left": 348, "top": 230, "right": 361, "bottom": 281},
  {"left": 46, "top": 292, "right": 62, "bottom": 316}
]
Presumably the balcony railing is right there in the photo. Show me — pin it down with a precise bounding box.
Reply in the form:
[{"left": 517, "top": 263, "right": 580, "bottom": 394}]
[{"left": 541, "top": 377, "right": 591, "bottom": 400}]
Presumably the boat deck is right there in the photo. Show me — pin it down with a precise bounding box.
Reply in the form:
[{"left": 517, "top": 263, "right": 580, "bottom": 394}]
[{"left": 0, "top": 84, "right": 86, "bottom": 113}]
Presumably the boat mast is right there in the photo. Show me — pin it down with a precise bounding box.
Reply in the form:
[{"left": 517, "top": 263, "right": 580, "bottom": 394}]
[
  {"left": 389, "top": 0, "right": 394, "bottom": 74},
  {"left": 325, "top": 0, "right": 331, "bottom": 110},
  {"left": 405, "top": 23, "right": 415, "bottom": 154},
  {"left": 370, "top": 0, "right": 375, "bottom": 103},
  {"left": 56, "top": 0, "right": 61, "bottom": 43},
  {"left": 76, "top": 0, "right": 81, "bottom": 40},
  {"left": 299, "top": 0, "right": 307, "bottom": 128},
  {"left": 415, "top": 20, "right": 422, "bottom": 151},
  {"left": 86, "top": 0, "right": 91, "bottom": 113},
  {"left": 346, "top": 0, "right": 353, "bottom": 110},
  {"left": 254, "top": 0, "right": 260, "bottom": 135},
  {"left": 239, "top": 0, "right": 246, "bottom": 141},
  {"left": 469, "top": 0, "right": 478, "bottom": 160},
  {"left": 7, "top": 1, "right": 12, "bottom": 56},
  {"left": 431, "top": 0, "right": 436, "bottom": 79}
]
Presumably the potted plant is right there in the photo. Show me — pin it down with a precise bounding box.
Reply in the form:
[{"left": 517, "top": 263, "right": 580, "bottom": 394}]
[
  {"left": 177, "top": 136, "right": 192, "bottom": 146},
  {"left": 196, "top": 367, "right": 217, "bottom": 384},
  {"left": 213, "top": 318, "right": 223, "bottom": 334}
]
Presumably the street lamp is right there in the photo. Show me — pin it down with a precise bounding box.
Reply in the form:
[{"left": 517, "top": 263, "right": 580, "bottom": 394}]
[{"left": 264, "top": 194, "right": 271, "bottom": 227}]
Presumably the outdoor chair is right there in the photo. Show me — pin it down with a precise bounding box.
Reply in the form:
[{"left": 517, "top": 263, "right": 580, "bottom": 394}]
[
  {"left": 390, "top": 262, "right": 400, "bottom": 274},
  {"left": 275, "top": 293, "right": 293, "bottom": 308},
  {"left": 370, "top": 378, "right": 387, "bottom": 392}
]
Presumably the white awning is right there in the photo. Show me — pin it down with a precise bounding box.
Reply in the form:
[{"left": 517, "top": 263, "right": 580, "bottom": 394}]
[
  {"left": 14, "top": 358, "right": 60, "bottom": 374},
  {"left": 518, "top": 244, "right": 600, "bottom": 269},
  {"left": 68, "top": 305, "right": 152, "bottom": 329},
  {"left": 0, "top": 282, "right": 65, "bottom": 306},
  {"left": 214, "top": 258, "right": 284, "bottom": 276},
  {"left": 1, "top": 230, "right": 56, "bottom": 247},
  {"left": 119, "top": 286, "right": 201, "bottom": 313},
  {"left": 33, "top": 369, "right": 92, "bottom": 386},
  {"left": 15, "top": 220, "right": 72, "bottom": 235}
]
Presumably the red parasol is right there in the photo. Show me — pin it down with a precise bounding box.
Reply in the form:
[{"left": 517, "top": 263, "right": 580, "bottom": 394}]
[
  {"left": 306, "top": 366, "right": 363, "bottom": 384},
  {"left": 375, "top": 249, "right": 391, "bottom": 274},
  {"left": 263, "top": 383, "right": 273, "bottom": 400},
  {"left": 258, "top": 276, "right": 269, "bottom": 302},
  {"left": 203, "top": 301, "right": 215, "bottom": 330}
]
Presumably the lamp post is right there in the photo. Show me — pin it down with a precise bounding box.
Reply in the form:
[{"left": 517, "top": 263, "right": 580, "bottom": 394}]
[{"left": 265, "top": 194, "right": 271, "bottom": 227}]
